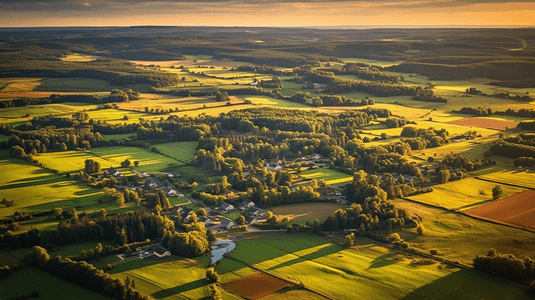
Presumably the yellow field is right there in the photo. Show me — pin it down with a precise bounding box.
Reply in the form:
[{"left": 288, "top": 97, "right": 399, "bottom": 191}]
[
  {"left": 60, "top": 53, "right": 98, "bottom": 62},
  {"left": 407, "top": 177, "right": 525, "bottom": 211},
  {"left": 479, "top": 169, "right": 535, "bottom": 189}
]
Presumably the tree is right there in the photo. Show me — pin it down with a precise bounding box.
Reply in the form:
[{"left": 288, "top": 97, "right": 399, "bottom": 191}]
[
  {"left": 416, "top": 224, "right": 425, "bottom": 235},
  {"left": 116, "top": 193, "right": 125, "bottom": 208},
  {"left": 492, "top": 185, "right": 503, "bottom": 200},
  {"left": 134, "top": 161, "right": 140, "bottom": 167},
  {"left": 32, "top": 246, "right": 50, "bottom": 267},
  {"left": 236, "top": 215, "right": 246, "bottom": 225},
  {"left": 197, "top": 208, "right": 207, "bottom": 217}
]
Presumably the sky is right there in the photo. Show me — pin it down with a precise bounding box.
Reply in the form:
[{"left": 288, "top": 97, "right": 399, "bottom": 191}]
[{"left": 0, "top": 0, "right": 534, "bottom": 27}]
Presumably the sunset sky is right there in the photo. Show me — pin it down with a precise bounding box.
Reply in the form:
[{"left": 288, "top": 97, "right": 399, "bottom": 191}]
[{"left": 0, "top": 0, "right": 534, "bottom": 27}]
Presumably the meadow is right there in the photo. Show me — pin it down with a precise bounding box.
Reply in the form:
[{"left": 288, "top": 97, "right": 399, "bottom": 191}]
[
  {"left": 406, "top": 178, "right": 525, "bottom": 211},
  {"left": 392, "top": 198, "right": 535, "bottom": 265},
  {"left": 270, "top": 203, "right": 348, "bottom": 222},
  {"left": 478, "top": 169, "right": 535, "bottom": 189},
  {"left": 90, "top": 146, "right": 184, "bottom": 172},
  {"left": 220, "top": 233, "right": 531, "bottom": 300},
  {"left": 152, "top": 141, "right": 198, "bottom": 163},
  {"left": 0, "top": 268, "right": 111, "bottom": 300},
  {"left": 298, "top": 168, "right": 353, "bottom": 186},
  {"left": 111, "top": 256, "right": 211, "bottom": 300},
  {"left": 0, "top": 155, "right": 103, "bottom": 217},
  {"left": 84, "top": 109, "right": 161, "bottom": 124}
]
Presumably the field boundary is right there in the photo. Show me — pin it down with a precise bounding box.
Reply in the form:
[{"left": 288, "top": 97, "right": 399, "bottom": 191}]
[
  {"left": 224, "top": 256, "right": 334, "bottom": 300},
  {"left": 473, "top": 176, "right": 535, "bottom": 190}
]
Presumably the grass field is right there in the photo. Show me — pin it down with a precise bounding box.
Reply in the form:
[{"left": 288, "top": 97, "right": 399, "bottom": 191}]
[
  {"left": 34, "top": 78, "right": 116, "bottom": 92},
  {"left": 101, "top": 133, "right": 137, "bottom": 141},
  {"left": 0, "top": 268, "right": 111, "bottom": 300},
  {"left": 90, "top": 146, "right": 184, "bottom": 172},
  {"left": 0, "top": 156, "right": 103, "bottom": 217},
  {"left": 479, "top": 169, "right": 535, "bottom": 189},
  {"left": 60, "top": 53, "right": 99, "bottom": 62},
  {"left": 407, "top": 178, "right": 525, "bottom": 211},
  {"left": 33, "top": 150, "right": 116, "bottom": 173},
  {"left": 112, "top": 256, "right": 211, "bottom": 300},
  {"left": 152, "top": 141, "right": 198, "bottom": 163},
  {"left": 84, "top": 109, "right": 161, "bottom": 124},
  {"left": 299, "top": 168, "right": 353, "bottom": 186},
  {"left": 221, "top": 233, "right": 531, "bottom": 299},
  {"left": 271, "top": 203, "right": 348, "bottom": 223},
  {"left": 0, "top": 103, "right": 97, "bottom": 124},
  {"left": 392, "top": 198, "right": 535, "bottom": 265}
]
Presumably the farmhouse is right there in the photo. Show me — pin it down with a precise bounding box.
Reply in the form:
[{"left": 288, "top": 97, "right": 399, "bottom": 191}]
[
  {"left": 242, "top": 200, "right": 255, "bottom": 209},
  {"left": 244, "top": 215, "right": 258, "bottom": 225},
  {"left": 108, "top": 168, "right": 122, "bottom": 177},
  {"left": 153, "top": 247, "right": 171, "bottom": 259},
  {"left": 163, "top": 185, "right": 178, "bottom": 196},
  {"left": 220, "top": 202, "right": 234, "bottom": 212},
  {"left": 267, "top": 163, "right": 281, "bottom": 171},
  {"left": 317, "top": 186, "right": 340, "bottom": 196},
  {"left": 310, "top": 153, "right": 322, "bottom": 160},
  {"left": 221, "top": 219, "right": 235, "bottom": 229},
  {"left": 199, "top": 217, "right": 212, "bottom": 226}
]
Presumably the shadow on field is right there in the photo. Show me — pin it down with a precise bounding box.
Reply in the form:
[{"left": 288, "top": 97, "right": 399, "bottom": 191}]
[
  {"left": 151, "top": 278, "right": 207, "bottom": 299},
  {"left": 1, "top": 174, "right": 60, "bottom": 190},
  {"left": 400, "top": 269, "right": 529, "bottom": 300},
  {"left": 455, "top": 199, "right": 493, "bottom": 211},
  {"left": 367, "top": 253, "right": 398, "bottom": 270},
  {"left": 268, "top": 243, "right": 341, "bottom": 271}
]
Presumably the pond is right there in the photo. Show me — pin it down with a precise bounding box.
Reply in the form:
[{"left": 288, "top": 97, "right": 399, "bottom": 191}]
[{"left": 211, "top": 239, "right": 236, "bottom": 263}]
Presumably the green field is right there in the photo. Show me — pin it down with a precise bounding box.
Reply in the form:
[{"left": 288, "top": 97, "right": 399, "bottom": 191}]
[
  {"left": 479, "top": 169, "right": 535, "bottom": 189},
  {"left": 0, "top": 156, "right": 103, "bottom": 217},
  {"left": 34, "top": 78, "right": 116, "bottom": 92},
  {"left": 0, "top": 268, "right": 111, "bottom": 300},
  {"left": 407, "top": 178, "right": 525, "bottom": 211},
  {"left": 90, "top": 146, "right": 184, "bottom": 172},
  {"left": 101, "top": 133, "right": 137, "bottom": 141},
  {"left": 221, "top": 233, "right": 530, "bottom": 299},
  {"left": 112, "top": 256, "right": 211, "bottom": 300},
  {"left": 153, "top": 141, "right": 198, "bottom": 163},
  {"left": 33, "top": 150, "right": 115, "bottom": 174},
  {"left": 0, "top": 102, "right": 97, "bottom": 120},
  {"left": 299, "top": 168, "right": 353, "bottom": 186},
  {"left": 271, "top": 203, "right": 348, "bottom": 223},
  {"left": 85, "top": 109, "right": 161, "bottom": 124},
  {"left": 392, "top": 198, "right": 535, "bottom": 266}
]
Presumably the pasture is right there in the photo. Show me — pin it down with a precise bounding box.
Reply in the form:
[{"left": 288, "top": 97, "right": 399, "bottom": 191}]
[
  {"left": 152, "top": 141, "right": 198, "bottom": 163},
  {"left": 34, "top": 78, "right": 116, "bottom": 92},
  {"left": 465, "top": 190, "right": 535, "bottom": 231},
  {"left": 60, "top": 53, "right": 99, "bottom": 62},
  {"left": 89, "top": 146, "right": 184, "bottom": 172},
  {"left": 406, "top": 178, "right": 525, "bottom": 211},
  {"left": 392, "top": 198, "right": 535, "bottom": 265},
  {"left": 112, "top": 256, "right": 211, "bottom": 300},
  {"left": 448, "top": 117, "right": 518, "bottom": 131},
  {"left": 299, "top": 168, "right": 353, "bottom": 186},
  {"left": 33, "top": 150, "right": 114, "bottom": 174},
  {"left": 84, "top": 109, "right": 160, "bottom": 124},
  {"left": 478, "top": 169, "right": 535, "bottom": 189},
  {"left": 114, "top": 95, "right": 245, "bottom": 112},
  {"left": 0, "top": 268, "right": 110, "bottom": 300},
  {"left": 270, "top": 203, "right": 348, "bottom": 222},
  {"left": 221, "top": 233, "right": 531, "bottom": 300},
  {"left": 0, "top": 156, "right": 102, "bottom": 217},
  {"left": 101, "top": 133, "right": 136, "bottom": 141}
]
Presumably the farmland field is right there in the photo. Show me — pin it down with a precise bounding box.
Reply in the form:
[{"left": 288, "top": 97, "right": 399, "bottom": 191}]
[
  {"left": 152, "top": 141, "right": 198, "bottom": 163},
  {"left": 112, "top": 256, "right": 211, "bottom": 300},
  {"left": 448, "top": 117, "right": 518, "bottom": 131},
  {"left": 478, "top": 169, "right": 535, "bottom": 188},
  {"left": 271, "top": 203, "right": 348, "bottom": 222},
  {"left": 392, "top": 198, "right": 535, "bottom": 265},
  {"left": 90, "top": 146, "right": 184, "bottom": 172},
  {"left": 223, "top": 273, "right": 292, "bottom": 299},
  {"left": 221, "top": 233, "right": 531, "bottom": 300},
  {"left": 0, "top": 268, "right": 111, "bottom": 300},
  {"left": 101, "top": 133, "right": 136, "bottom": 141},
  {"left": 84, "top": 109, "right": 161, "bottom": 124},
  {"left": 299, "top": 168, "right": 353, "bottom": 186},
  {"left": 33, "top": 150, "right": 116, "bottom": 173},
  {"left": 406, "top": 178, "right": 525, "bottom": 211},
  {"left": 464, "top": 190, "right": 535, "bottom": 231},
  {"left": 0, "top": 156, "right": 102, "bottom": 217}
]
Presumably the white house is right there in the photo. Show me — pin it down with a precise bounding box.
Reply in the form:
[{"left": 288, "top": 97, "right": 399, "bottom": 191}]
[
  {"left": 221, "top": 219, "right": 235, "bottom": 229},
  {"left": 241, "top": 200, "right": 255, "bottom": 209},
  {"left": 220, "top": 202, "right": 234, "bottom": 212}
]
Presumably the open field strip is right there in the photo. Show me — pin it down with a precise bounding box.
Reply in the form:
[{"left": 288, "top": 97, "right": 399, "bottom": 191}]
[
  {"left": 111, "top": 256, "right": 211, "bottom": 300},
  {"left": 0, "top": 102, "right": 97, "bottom": 119},
  {"left": 221, "top": 233, "right": 531, "bottom": 300},
  {"left": 478, "top": 169, "right": 535, "bottom": 189},
  {"left": 0, "top": 268, "right": 111, "bottom": 300},
  {"left": 84, "top": 108, "right": 162, "bottom": 124},
  {"left": 392, "top": 198, "right": 535, "bottom": 265},
  {"left": 299, "top": 168, "right": 353, "bottom": 186},
  {"left": 60, "top": 53, "right": 99, "bottom": 62},
  {"left": 406, "top": 178, "right": 525, "bottom": 211},
  {"left": 89, "top": 146, "right": 184, "bottom": 172},
  {"left": 152, "top": 141, "right": 198, "bottom": 163},
  {"left": 271, "top": 203, "right": 348, "bottom": 222},
  {"left": 0, "top": 156, "right": 103, "bottom": 217}
]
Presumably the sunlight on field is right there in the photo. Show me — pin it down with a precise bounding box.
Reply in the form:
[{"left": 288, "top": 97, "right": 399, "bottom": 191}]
[
  {"left": 60, "top": 53, "right": 98, "bottom": 62},
  {"left": 271, "top": 203, "right": 348, "bottom": 222},
  {"left": 300, "top": 168, "right": 353, "bottom": 185},
  {"left": 479, "top": 169, "right": 535, "bottom": 189},
  {"left": 90, "top": 146, "right": 184, "bottom": 172}
]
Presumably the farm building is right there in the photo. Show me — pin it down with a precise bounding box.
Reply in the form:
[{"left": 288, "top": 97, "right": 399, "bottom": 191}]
[
  {"left": 244, "top": 215, "right": 258, "bottom": 225},
  {"left": 241, "top": 200, "right": 255, "bottom": 209},
  {"left": 220, "top": 202, "right": 234, "bottom": 212},
  {"left": 199, "top": 217, "right": 212, "bottom": 226},
  {"left": 221, "top": 219, "right": 235, "bottom": 229},
  {"left": 108, "top": 168, "right": 122, "bottom": 177},
  {"left": 317, "top": 186, "right": 340, "bottom": 196},
  {"left": 153, "top": 247, "right": 171, "bottom": 259},
  {"left": 267, "top": 163, "right": 281, "bottom": 171},
  {"left": 163, "top": 185, "right": 178, "bottom": 196}
]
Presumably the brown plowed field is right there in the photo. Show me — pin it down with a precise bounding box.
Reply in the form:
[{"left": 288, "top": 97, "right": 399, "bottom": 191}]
[
  {"left": 464, "top": 190, "right": 535, "bottom": 231},
  {"left": 448, "top": 117, "right": 518, "bottom": 131},
  {"left": 223, "top": 273, "right": 293, "bottom": 299}
]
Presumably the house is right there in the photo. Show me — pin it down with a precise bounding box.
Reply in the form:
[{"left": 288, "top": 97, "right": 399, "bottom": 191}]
[
  {"left": 267, "top": 163, "right": 281, "bottom": 171},
  {"left": 403, "top": 175, "right": 416, "bottom": 182},
  {"left": 317, "top": 186, "right": 337, "bottom": 196},
  {"left": 144, "top": 177, "right": 163, "bottom": 189},
  {"left": 139, "top": 251, "right": 153, "bottom": 259},
  {"left": 310, "top": 153, "right": 322, "bottom": 160},
  {"left": 220, "top": 202, "right": 234, "bottom": 212},
  {"left": 108, "top": 168, "right": 122, "bottom": 177},
  {"left": 177, "top": 206, "right": 193, "bottom": 221},
  {"left": 221, "top": 219, "right": 235, "bottom": 229},
  {"left": 247, "top": 207, "right": 266, "bottom": 218},
  {"left": 153, "top": 247, "right": 171, "bottom": 259},
  {"left": 225, "top": 191, "right": 236, "bottom": 199},
  {"left": 242, "top": 200, "right": 255, "bottom": 209},
  {"left": 163, "top": 185, "right": 178, "bottom": 197},
  {"left": 199, "top": 217, "right": 212, "bottom": 226},
  {"left": 244, "top": 215, "right": 258, "bottom": 225}
]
